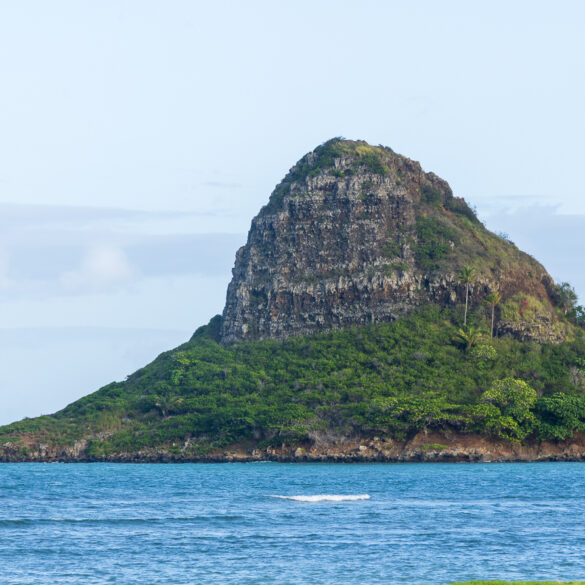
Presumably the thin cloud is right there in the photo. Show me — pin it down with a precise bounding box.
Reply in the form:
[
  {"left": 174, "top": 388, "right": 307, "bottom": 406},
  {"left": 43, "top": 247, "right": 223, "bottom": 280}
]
[
  {"left": 60, "top": 244, "right": 135, "bottom": 292},
  {"left": 0, "top": 203, "right": 244, "bottom": 249}
]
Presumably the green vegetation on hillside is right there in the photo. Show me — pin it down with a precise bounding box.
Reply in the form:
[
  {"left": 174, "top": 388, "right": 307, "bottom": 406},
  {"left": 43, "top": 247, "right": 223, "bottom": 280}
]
[
  {"left": 415, "top": 217, "right": 458, "bottom": 270},
  {"left": 289, "top": 138, "right": 392, "bottom": 181},
  {"left": 2, "top": 306, "right": 585, "bottom": 458}
]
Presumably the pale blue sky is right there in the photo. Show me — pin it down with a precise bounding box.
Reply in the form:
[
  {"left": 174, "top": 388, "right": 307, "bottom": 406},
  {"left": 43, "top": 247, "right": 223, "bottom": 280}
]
[{"left": 0, "top": 0, "right": 584, "bottom": 424}]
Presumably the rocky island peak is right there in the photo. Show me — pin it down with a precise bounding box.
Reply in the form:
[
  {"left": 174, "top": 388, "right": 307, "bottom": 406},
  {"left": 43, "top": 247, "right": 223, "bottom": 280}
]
[{"left": 220, "top": 138, "right": 564, "bottom": 344}]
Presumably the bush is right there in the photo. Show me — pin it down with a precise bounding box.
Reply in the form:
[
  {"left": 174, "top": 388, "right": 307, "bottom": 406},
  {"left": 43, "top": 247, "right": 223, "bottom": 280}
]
[
  {"left": 479, "top": 378, "right": 537, "bottom": 440},
  {"left": 420, "top": 185, "right": 442, "bottom": 206},
  {"left": 414, "top": 217, "right": 457, "bottom": 270},
  {"left": 446, "top": 197, "right": 480, "bottom": 223},
  {"left": 534, "top": 393, "right": 585, "bottom": 440}
]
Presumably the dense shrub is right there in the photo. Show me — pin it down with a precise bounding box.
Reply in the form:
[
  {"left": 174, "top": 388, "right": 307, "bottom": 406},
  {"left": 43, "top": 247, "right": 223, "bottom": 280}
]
[
  {"left": 414, "top": 217, "right": 457, "bottom": 270},
  {"left": 2, "top": 307, "right": 584, "bottom": 453}
]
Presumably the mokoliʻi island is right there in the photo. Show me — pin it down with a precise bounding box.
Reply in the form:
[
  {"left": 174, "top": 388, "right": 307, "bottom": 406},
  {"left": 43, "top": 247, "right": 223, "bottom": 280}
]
[{"left": 2, "top": 138, "right": 585, "bottom": 463}]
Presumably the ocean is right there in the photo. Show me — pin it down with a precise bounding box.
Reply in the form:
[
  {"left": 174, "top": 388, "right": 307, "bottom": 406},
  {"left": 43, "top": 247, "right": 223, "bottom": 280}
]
[{"left": 0, "top": 462, "right": 583, "bottom": 584}]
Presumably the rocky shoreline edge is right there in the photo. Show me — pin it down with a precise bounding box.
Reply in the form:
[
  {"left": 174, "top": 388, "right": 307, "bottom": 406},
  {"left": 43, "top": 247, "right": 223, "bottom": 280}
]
[{"left": 3, "top": 431, "right": 585, "bottom": 463}]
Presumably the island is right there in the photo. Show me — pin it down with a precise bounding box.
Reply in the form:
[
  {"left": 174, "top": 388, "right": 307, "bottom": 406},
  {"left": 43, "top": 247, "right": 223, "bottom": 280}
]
[{"left": 2, "top": 139, "right": 584, "bottom": 462}]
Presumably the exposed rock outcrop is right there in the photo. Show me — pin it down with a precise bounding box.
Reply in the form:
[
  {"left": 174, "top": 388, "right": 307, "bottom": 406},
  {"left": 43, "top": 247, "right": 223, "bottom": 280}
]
[
  {"left": 3, "top": 431, "right": 585, "bottom": 463},
  {"left": 221, "top": 139, "right": 562, "bottom": 343}
]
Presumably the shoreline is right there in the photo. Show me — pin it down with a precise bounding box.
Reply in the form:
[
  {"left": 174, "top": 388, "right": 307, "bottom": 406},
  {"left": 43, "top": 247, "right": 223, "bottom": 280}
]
[{"left": 3, "top": 431, "right": 585, "bottom": 463}]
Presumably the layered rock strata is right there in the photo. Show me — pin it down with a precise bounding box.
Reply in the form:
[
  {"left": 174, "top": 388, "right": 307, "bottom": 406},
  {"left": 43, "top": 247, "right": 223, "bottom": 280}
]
[{"left": 221, "top": 139, "right": 561, "bottom": 343}]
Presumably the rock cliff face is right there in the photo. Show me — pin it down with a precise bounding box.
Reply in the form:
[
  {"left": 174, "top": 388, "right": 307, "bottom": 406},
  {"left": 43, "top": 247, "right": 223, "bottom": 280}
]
[{"left": 221, "top": 139, "right": 563, "bottom": 343}]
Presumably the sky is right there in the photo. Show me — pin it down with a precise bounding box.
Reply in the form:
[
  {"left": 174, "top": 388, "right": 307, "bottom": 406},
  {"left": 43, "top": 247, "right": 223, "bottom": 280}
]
[{"left": 0, "top": 0, "right": 584, "bottom": 424}]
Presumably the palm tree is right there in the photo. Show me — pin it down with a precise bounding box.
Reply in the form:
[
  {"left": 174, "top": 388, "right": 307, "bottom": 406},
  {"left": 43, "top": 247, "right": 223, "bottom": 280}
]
[
  {"left": 452, "top": 326, "right": 482, "bottom": 352},
  {"left": 154, "top": 395, "right": 184, "bottom": 418},
  {"left": 457, "top": 266, "right": 476, "bottom": 326},
  {"left": 484, "top": 290, "right": 502, "bottom": 338}
]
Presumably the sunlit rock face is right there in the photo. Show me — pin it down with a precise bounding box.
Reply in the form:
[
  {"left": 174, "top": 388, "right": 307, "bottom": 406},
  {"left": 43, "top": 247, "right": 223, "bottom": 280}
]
[{"left": 220, "top": 139, "right": 560, "bottom": 343}]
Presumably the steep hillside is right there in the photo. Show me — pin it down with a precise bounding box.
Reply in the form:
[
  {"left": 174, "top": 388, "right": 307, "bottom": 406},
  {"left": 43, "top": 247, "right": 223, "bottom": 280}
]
[
  {"left": 222, "top": 139, "right": 565, "bottom": 344},
  {"left": 1, "top": 139, "right": 584, "bottom": 462}
]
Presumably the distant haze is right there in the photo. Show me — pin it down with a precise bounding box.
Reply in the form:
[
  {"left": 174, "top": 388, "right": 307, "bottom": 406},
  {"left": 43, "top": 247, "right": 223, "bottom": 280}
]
[{"left": 0, "top": 1, "right": 583, "bottom": 424}]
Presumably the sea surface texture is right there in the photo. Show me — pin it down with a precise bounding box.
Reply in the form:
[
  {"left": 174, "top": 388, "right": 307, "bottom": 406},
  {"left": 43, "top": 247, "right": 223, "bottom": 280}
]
[{"left": 0, "top": 462, "right": 583, "bottom": 584}]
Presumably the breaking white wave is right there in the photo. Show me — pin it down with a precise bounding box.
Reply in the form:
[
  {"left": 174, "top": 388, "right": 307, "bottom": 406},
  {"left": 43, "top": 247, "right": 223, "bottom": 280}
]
[{"left": 269, "top": 494, "right": 370, "bottom": 502}]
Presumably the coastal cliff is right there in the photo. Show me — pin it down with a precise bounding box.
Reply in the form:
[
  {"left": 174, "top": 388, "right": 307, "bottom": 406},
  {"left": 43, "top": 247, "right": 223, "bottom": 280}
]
[{"left": 221, "top": 139, "right": 565, "bottom": 344}]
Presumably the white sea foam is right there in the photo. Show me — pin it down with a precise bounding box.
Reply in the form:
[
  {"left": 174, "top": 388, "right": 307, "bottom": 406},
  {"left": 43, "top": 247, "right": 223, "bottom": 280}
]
[{"left": 270, "top": 494, "right": 370, "bottom": 502}]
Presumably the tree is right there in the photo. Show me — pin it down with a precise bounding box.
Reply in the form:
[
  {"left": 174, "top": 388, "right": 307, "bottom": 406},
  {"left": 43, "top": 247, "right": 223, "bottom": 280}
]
[
  {"left": 470, "top": 343, "right": 497, "bottom": 363},
  {"left": 480, "top": 378, "right": 537, "bottom": 440},
  {"left": 483, "top": 290, "right": 502, "bottom": 338},
  {"left": 457, "top": 265, "right": 476, "bottom": 325},
  {"left": 572, "top": 305, "right": 585, "bottom": 327},
  {"left": 452, "top": 325, "right": 482, "bottom": 352},
  {"left": 555, "top": 282, "right": 578, "bottom": 315}
]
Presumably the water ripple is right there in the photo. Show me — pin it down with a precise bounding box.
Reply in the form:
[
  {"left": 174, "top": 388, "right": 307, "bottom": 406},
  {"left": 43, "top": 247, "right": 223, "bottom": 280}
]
[{"left": 0, "top": 462, "right": 584, "bottom": 584}]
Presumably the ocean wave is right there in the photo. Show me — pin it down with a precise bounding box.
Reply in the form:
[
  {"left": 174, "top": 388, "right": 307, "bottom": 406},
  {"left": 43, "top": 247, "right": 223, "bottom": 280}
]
[
  {"left": 269, "top": 494, "right": 370, "bottom": 502},
  {"left": 0, "top": 514, "right": 246, "bottom": 526}
]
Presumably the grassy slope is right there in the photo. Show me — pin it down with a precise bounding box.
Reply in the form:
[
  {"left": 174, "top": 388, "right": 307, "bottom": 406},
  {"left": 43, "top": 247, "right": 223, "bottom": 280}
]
[{"left": 1, "top": 306, "right": 584, "bottom": 458}]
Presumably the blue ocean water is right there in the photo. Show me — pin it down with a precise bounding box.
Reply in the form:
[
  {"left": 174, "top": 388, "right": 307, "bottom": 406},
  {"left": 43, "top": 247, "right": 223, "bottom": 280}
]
[{"left": 0, "top": 463, "right": 584, "bottom": 584}]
